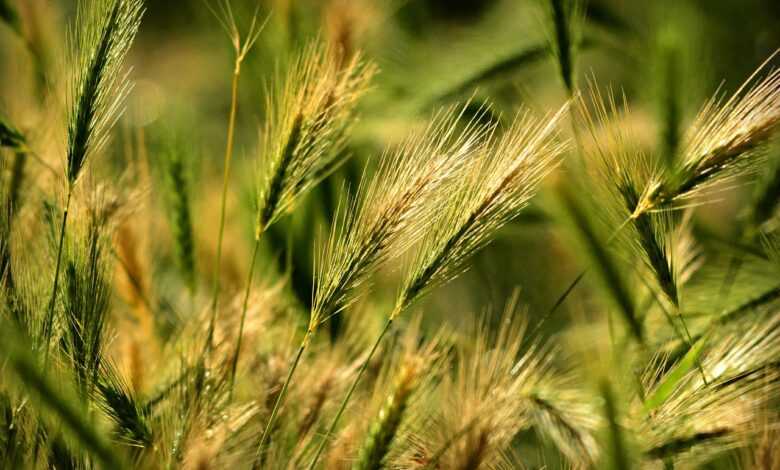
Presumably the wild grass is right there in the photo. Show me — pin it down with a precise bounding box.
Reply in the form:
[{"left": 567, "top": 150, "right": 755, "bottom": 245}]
[
  {"left": 230, "top": 41, "right": 375, "bottom": 394},
  {"left": 255, "top": 104, "right": 487, "bottom": 465},
  {"left": 634, "top": 56, "right": 780, "bottom": 216},
  {"left": 159, "top": 136, "right": 197, "bottom": 294},
  {"left": 43, "top": 0, "right": 144, "bottom": 366},
  {"left": 204, "top": 0, "right": 263, "bottom": 354},
  {"left": 2, "top": 1, "right": 780, "bottom": 469}
]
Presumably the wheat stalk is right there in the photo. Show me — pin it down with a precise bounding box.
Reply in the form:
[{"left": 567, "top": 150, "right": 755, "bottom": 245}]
[
  {"left": 42, "top": 0, "right": 144, "bottom": 363},
  {"left": 203, "top": 0, "right": 263, "bottom": 354},
  {"left": 229, "top": 42, "right": 375, "bottom": 395},
  {"left": 255, "top": 105, "right": 485, "bottom": 466},
  {"left": 307, "top": 106, "right": 567, "bottom": 468}
]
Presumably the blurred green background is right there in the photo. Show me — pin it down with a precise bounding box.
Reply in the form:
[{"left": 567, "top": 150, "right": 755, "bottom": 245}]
[{"left": 1, "top": 0, "right": 779, "bottom": 337}]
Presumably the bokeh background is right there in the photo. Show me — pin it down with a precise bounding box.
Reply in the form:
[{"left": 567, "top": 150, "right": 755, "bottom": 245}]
[{"left": 1, "top": 0, "right": 780, "bottom": 339}]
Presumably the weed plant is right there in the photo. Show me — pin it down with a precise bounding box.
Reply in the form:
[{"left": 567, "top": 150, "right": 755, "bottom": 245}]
[{"left": 1, "top": 0, "right": 780, "bottom": 469}]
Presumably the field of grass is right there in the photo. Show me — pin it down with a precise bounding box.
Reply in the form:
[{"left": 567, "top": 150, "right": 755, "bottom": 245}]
[{"left": 1, "top": 0, "right": 780, "bottom": 468}]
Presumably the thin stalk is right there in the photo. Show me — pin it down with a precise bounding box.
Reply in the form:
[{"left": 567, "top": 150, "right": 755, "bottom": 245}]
[
  {"left": 31, "top": 187, "right": 73, "bottom": 469},
  {"left": 42, "top": 187, "right": 73, "bottom": 362},
  {"left": 529, "top": 269, "right": 586, "bottom": 339},
  {"left": 228, "top": 234, "right": 261, "bottom": 397},
  {"left": 253, "top": 333, "right": 309, "bottom": 468},
  {"left": 307, "top": 317, "right": 394, "bottom": 469},
  {"left": 206, "top": 62, "right": 241, "bottom": 351}
]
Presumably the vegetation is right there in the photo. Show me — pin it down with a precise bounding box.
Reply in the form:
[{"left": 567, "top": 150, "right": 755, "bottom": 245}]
[{"left": 1, "top": 0, "right": 780, "bottom": 468}]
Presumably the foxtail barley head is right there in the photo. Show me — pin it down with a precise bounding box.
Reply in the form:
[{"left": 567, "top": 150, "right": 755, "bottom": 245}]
[
  {"left": 310, "top": 105, "right": 489, "bottom": 333},
  {"left": 66, "top": 0, "right": 144, "bottom": 186},
  {"left": 395, "top": 106, "right": 568, "bottom": 315},
  {"left": 578, "top": 90, "right": 682, "bottom": 307},
  {"left": 405, "top": 307, "right": 533, "bottom": 469},
  {"left": 256, "top": 42, "right": 376, "bottom": 236},
  {"left": 638, "top": 312, "right": 780, "bottom": 465},
  {"left": 636, "top": 54, "right": 780, "bottom": 215}
]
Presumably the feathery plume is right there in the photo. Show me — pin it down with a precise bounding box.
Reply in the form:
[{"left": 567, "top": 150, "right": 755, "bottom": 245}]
[
  {"left": 404, "top": 309, "right": 531, "bottom": 469},
  {"left": 352, "top": 325, "right": 444, "bottom": 470},
  {"left": 230, "top": 42, "right": 375, "bottom": 394},
  {"left": 639, "top": 312, "right": 780, "bottom": 466},
  {"left": 43, "top": 0, "right": 144, "bottom": 363},
  {"left": 256, "top": 42, "right": 376, "bottom": 234},
  {"left": 396, "top": 106, "right": 567, "bottom": 314},
  {"left": 257, "top": 105, "right": 487, "bottom": 464},
  {"left": 66, "top": 0, "right": 144, "bottom": 185},
  {"left": 635, "top": 54, "right": 780, "bottom": 216},
  {"left": 96, "top": 363, "right": 152, "bottom": 447},
  {"left": 310, "top": 106, "right": 488, "bottom": 331},
  {"left": 307, "top": 107, "right": 567, "bottom": 468},
  {"left": 520, "top": 348, "right": 600, "bottom": 465},
  {"left": 578, "top": 90, "right": 681, "bottom": 307}
]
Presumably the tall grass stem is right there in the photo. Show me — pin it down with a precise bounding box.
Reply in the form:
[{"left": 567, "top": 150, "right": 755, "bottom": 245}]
[
  {"left": 253, "top": 333, "right": 308, "bottom": 468},
  {"left": 228, "top": 234, "right": 261, "bottom": 396},
  {"left": 307, "top": 316, "right": 394, "bottom": 469},
  {"left": 42, "top": 187, "right": 72, "bottom": 362},
  {"left": 206, "top": 63, "right": 241, "bottom": 351}
]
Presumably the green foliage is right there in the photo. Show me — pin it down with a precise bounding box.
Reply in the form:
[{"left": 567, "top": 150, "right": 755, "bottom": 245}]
[
  {"left": 546, "top": 0, "right": 583, "bottom": 95},
  {"left": 2, "top": 1, "right": 780, "bottom": 469},
  {"left": 0, "top": 320, "right": 126, "bottom": 469}
]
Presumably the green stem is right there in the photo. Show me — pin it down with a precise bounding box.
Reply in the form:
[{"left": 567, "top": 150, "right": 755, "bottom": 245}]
[
  {"left": 228, "top": 235, "right": 261, "bottom": 397},
  {"left": 675, "top": 305, "right": 708, "bottom": 385},
  {"left": 253, "top": 333, "right": 309, "bottom": 468},
  {"left": 42, "top": 187, "right": 72, "bottom": 362},
  {"left": 307, "top": 317, "right": 394, "bottom": 469},
  {"left": 206, "top": 64, "right": 241, "bottom": 351}
]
